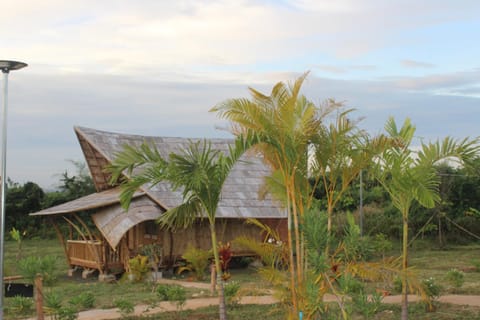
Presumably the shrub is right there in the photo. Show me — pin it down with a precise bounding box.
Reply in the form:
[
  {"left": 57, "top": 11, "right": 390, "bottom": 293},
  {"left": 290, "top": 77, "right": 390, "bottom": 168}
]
[
  {"left": 114, "top": 299, "right": 135, "bottom": 317},
  {"left": 179, "top": 245, "right": 212, "bottom": 281},
  {"left": 224, "top": 280, "right": 241, "bottom": 306},
  {"left": 127, "top": 255, "right": 149, "bottom": 281},
  {"left": 352, "top": 291, "right": 383, "bottom": 319},
  {"left": 69, "top": 292, "right": 95, "bottom": 309},
  {"left": 139, "top": 243, "right": 163, "bottom": 273},
  {"left": 5, "top": 295, "right": 34, "bottom": 316},
  {"left": 392, "top": 276, "right": 402, "bottom": 294},
  {"left": 372, "top": 233, "right": 393, "bottom": 258},
  {"left": 44, "top": 290, "right": 80, "bottom": 320},
  {"left": 219, "top": 242, "right": 232, "bottom": 280},
  {"left": 338, "top": 274, "right": 364, "bottom": 295},
  {"left": 421, "top": 277, "right": 442, "bottom": 312},
  {"left": 421, "top": 277, "right": 441, "bottom": 301},
  {"left": 57, "top": 305, "right": 78, "bottom": 320},
  {"left": 18, "top": 255, "right": 58, "bottom": 286},
  {"left": 156, "top": 284, "right": 186, "bottom": 309},
  {"left": 44, "top": 290, "right": 63, "bottom": 312},
  {"left": 446, "top": 268, "right": 465, "bottom": 289},
  {"left": 471, "top": 259, "right": 480, "bottom": 272}
]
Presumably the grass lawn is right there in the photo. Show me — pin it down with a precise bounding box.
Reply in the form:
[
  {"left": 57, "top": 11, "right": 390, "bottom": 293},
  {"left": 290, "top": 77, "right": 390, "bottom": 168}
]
[
  {"left": 2, "top": 239, "right": 480, "bottom": 319},
  {"left": 120, "top": 303, "right": 480, "bottom": 320}
]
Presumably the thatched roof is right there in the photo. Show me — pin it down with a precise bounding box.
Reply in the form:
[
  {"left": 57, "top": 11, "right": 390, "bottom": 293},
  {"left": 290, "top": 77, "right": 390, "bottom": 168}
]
[
  {"left": 92, "top": 196, "right": 164, "bottom": 248},
  {"left": 30, "top": 187, "right": 145, "bottom": 216},
  {"left": 31, "top": 188, "right": 161, "bottom": 248},
  {"left": 74, "top": 126, "right": 285, "bottom": 219},
  {"left": 33, "top": 127, "right": 284, "bottom": 218}
]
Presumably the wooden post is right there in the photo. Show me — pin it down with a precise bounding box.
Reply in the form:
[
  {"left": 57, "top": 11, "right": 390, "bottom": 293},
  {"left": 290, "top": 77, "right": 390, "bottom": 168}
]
[
  {"left": 34, "top": 274, "right": 44, "bottom": 320},
  {"left": 210, "top": 263, "right": 216, "bottom": 295}
]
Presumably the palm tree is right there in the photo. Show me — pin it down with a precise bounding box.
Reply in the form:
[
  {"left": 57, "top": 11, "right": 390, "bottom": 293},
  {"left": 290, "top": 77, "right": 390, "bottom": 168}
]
[
  {"left": 309, "top": 107, "right": 391, "bottom": 248},
  {"left": 211, "top": 73, "right": 322, "bottom": 316},
  {"left": 108, "top": 135, "right": 255, "bottom": 320},
  {"left": 372, "top": 117, "right": 480, "bottom": 320}
]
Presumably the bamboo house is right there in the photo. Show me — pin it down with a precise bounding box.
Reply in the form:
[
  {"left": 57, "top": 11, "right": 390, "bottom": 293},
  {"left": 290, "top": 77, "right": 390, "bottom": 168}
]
[{"left": 31, "top": 127, "right": 287, "bottom": 278}]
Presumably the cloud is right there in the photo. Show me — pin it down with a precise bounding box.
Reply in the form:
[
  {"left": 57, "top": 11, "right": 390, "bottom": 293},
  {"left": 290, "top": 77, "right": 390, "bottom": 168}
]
[
  {"left": 3, "top": 1, "right": 480, "bottom": 75},
  {"left": 387, "top": 68, "right": 480, "bottom": 92},
  {"left": 401, "top": 60, "right": 435, "bottom": 69}
]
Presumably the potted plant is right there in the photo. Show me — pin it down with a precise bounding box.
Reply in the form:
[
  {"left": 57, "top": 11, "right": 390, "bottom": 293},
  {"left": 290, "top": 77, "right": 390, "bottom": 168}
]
[
  {"left": 140, "top": 244, "right": 163, "bottom": 281},
  {"left": 127, "top": 255, "right": 149, "bottom": 282}
]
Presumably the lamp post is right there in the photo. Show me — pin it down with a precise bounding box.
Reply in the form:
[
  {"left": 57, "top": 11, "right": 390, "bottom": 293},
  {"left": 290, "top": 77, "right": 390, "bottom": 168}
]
[{"left": 0, "top": 60, "right": 27, "bottom": 317}]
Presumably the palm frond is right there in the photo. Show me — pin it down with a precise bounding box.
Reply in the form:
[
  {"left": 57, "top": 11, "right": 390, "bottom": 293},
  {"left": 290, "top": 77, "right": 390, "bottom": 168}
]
[
  {"left": 107, "top": 142, "right": 165, "bottom": 184},
  {"left": 157, "top": 195, "right": 203, "bottom": 231},
  {"left": 418, "top": 136, "right": 480, "bottom": 168}
]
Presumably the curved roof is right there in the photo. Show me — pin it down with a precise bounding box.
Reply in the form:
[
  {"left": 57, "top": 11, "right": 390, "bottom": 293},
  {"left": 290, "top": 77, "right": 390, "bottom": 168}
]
[
  {"left": 92, "top": 196, "right": 163, "bottom": 248},
  {"left": 75, "top": 126, "right": 285, "bottom": 219}
]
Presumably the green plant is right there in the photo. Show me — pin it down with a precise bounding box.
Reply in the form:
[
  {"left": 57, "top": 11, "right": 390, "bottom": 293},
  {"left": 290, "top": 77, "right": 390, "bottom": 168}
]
[
  {"left": 156, "top": 284, "right": 186, "bottom": 310},
  {"left": 44, "top": 290, "right": 64, "bottom": 319},
  {"left": 446, "top": 268, "right": 465, "bottom": 289},
  {"left": 352, "top": 291, "right": 383, "bottom": 319},
  {"left": 178, "top": 245, "right": 212, "bottom": 281},
  {"left": 421, "top": 277, "right": 441, "bottom": 312},
  {"left": 224, "top": 281, "right": 241, "bottom": 306},
  {"left": 5, "top": 295, "right": 34, "bottom": 316},
  {"left": 393, "top": 276, "right": 403, "bottom": 294},
  {"left": 57, "top": 305, "right": 78, "bottom": 320},
  {"left": 338, "top": 274, "right": 364, "bottom": 295},
  {"left": 114, "top": 299, "right": 135, "bottom": 317},
  {"left": 68, "top": 292, "right": 95, "bottom": 309},
  {"left": 127, "top": 255, "right": 149, "bottom": 281},
  {"left": 421, "top": 277, "right": 441, "bottom": 300},
  {"left": 219, "top": 242, "right": 232, "bottom": 280},
  {"left": 9, "top": 227, "right": 25, "bottom": 261},
  {"left": 18, "top": 255, "right": 58, "bottom": 286},
  {"left": 471, "top": 259, "right": 480, "bottom": 272},
  {"left": 139, "top": 243, "right": 163, "bottom": 275},
  {"left": 372, "top": 233, "right": 393, "bottom": 259}
]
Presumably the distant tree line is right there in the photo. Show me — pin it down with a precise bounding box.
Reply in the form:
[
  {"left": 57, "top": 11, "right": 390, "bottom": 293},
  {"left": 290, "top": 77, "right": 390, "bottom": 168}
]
[
  {"left": 5, "top": 161, "right": 95, "bottom": 239},
  {"left": 312, "top": 157, "right": 480, "bottom": 245}
]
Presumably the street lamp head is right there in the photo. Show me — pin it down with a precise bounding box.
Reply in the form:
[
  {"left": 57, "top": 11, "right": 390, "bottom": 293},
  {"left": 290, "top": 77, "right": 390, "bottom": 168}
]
[{"left": 0, "top": 60, "right": 28, "bottom": 73}]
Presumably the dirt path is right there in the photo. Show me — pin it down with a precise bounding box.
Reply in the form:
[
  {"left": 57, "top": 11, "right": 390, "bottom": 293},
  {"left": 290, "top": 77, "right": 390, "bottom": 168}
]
[
  {"left": 23, "top": 294, "right": 480, "bottom": 320},
  {"left": 26, "top": 296, "right": 276, "bottom": 320},
  {"left": 382, "top": 294, "right": 480, "bottom": 306}
]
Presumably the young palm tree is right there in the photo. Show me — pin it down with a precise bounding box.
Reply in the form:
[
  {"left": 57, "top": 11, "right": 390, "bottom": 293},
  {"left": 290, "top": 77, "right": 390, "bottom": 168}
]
[
  {"left": 108, "top": 135, "right": 255, "bottom": 320},
  {"left": 309, "top": 107, "right": 391, "bottom": 248},
  {"left": 372, "top": 117, "right": 480, "bottom": 320},
  {"left": 211, "top": 73, "right": 321, "bottom": 315}
]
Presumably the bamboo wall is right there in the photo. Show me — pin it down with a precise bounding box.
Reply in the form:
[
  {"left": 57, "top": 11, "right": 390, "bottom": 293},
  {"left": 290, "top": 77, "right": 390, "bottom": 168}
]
[{"left": 121, "top": 218, "right": 287, "bottom": 265}]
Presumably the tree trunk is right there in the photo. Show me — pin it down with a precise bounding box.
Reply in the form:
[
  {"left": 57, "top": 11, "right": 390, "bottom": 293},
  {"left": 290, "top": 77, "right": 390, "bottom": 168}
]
[
  {"left": 401, "top": 216, "right": 409, "bottom": 320},
  {"left": 325, "top": 204, "right": 333, "bottom": 255},
  {"left": 438, "top": 216, "right": 444, "bottom": 249},
  {"left": 285, "top": 187, "right": 298, "bottom": 316},
  {"left": 290, "top": 186, "right": 303, "bottom": 294},
  {"left": 210, "top": 223, "right": 228, "bottom": 320}
]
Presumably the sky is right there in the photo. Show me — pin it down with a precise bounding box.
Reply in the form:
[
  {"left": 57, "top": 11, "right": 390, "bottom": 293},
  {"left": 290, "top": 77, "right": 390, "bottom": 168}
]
[{"left": 1, "top": 0, "right": 479, "bottom": 189}]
